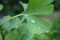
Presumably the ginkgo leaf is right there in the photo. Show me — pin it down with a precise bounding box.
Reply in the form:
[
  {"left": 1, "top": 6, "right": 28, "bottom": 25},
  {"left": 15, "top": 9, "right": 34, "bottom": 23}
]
[
  {"left": 26, "top": 15, "right": 52, "bottom": 34},
  {"left": 5, "top": 30, "right": 19, "bottom": 40},
  {"left": 0, "top": 15, "right": 20, "bottom": 31},
  {"left": 0, "top": 15, "right": 11, "bottom": 25},
  {"left": 18, "top": 23, "right": 34, "bottom": 40},
  {"left": 23, "top": 0, "right": 54, "bottom": 15}
]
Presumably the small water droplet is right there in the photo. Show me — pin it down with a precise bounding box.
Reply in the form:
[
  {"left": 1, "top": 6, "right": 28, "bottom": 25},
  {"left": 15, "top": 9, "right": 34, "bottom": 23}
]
[{"left": 31, "top": 20, "right": 35, "bottom": 23}]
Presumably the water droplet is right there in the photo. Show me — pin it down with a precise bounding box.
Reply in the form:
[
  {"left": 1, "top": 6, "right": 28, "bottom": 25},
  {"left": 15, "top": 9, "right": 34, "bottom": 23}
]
[{"left": 31, "top": 20, "right": 35, "bottom": 23}]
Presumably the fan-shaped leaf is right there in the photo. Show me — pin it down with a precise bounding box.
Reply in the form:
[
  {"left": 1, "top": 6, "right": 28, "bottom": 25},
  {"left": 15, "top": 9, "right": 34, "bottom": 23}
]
[
  {"left": 26, "top": 15, "right": 52, "bottom": 34},
  {"left": 23, "top": 0, "right": 54, "bottom": 15}
]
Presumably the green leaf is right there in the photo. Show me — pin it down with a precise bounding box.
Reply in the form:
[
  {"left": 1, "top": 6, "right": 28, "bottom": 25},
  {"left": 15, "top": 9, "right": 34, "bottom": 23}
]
[
  {"left": 0, "top": 15, "right": 11, "bottom": 25},
  {"left": 10, "top": 17, "right": 20, "bottom": 29},
  {"left": 0, "top": 4, "right": 3, "bottom": 11},
  {"left": 26, "top": 15, "right": 52, "bottom": 34},
  {"left": 5, "top": 24, "right": 34, "bottom": 40},
  {"left": 18, "top": 23, "right": 34, "bottom": 40},
  {"left": 23, "top": 0, "right": 54, "bottom": 15},
  {"left": 32, "top": 34, "right": 50, "bottom": 40},
  {"left": 5, "top": 30, "right": 19, "bottom": 40},
  {"left": 1, "top": 17, "right": 20, "bottom": 31},
  {"left": 0, "top": 15, "right": 20, "bottom": 31}
]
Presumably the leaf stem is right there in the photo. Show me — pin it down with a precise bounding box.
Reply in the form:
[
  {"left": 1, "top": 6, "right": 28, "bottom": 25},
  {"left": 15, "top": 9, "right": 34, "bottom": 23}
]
[
  {"left": 0, "top": 26, "right": 5, "bottom": 40},
  {"left": 9, "top": 14, "right": 24, "bottom": 20}
]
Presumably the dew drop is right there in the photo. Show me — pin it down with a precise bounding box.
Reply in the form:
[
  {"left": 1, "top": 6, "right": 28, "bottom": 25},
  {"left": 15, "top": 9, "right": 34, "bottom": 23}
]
[{"left": 31, "top": 20, "right": 35, "bottom": 23}]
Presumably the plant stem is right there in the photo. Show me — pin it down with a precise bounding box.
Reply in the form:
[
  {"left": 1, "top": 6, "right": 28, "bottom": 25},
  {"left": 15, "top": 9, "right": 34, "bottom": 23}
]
[
  {"left": 0, "top": 26, "right": 5, "bottom": 40},
  {"left": 9, "top": 14, "right": 24, "bottom": 20}
]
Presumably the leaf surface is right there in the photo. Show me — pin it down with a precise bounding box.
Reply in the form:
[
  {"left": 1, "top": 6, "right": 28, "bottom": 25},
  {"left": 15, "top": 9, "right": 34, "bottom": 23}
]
[{"left": 26, "top": 15, "right": 52, "bottom": 34}]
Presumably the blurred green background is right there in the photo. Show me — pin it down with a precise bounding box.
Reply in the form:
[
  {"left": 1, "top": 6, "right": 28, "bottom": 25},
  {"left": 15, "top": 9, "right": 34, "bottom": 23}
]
[{"left": 53, "top": 0, "right": 60, "bottom": 10}]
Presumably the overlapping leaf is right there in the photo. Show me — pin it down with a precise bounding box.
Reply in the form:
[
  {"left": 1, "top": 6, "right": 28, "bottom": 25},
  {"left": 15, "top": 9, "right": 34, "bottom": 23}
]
[
  {"left": 23, "top": 0, "right": 54, "bottom": 15},
  {"left": 5, "top": 25, "right": 34, "bottom": 40},
  {"left": 26, "top": 15, "right": 52, "bottom": 34},
  {"left": 0, "top": 16, "right": 20, "bottom": 31},
  {"left": 5, "top": 30, "right": 19, "bottom": 40},
  {"left": 18, "top": 23, "right": 34, "bottom": 40},
  {"left": 0, "top": 15, "right": 11, "bottom": 25}
]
